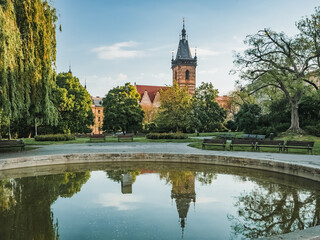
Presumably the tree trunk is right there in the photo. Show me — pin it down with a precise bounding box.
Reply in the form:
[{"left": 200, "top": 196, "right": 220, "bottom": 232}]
[
  {"left": 8, "top": 121, "right": 11, "bottom": 140},
  {"left": 288, "top": 99, "right": 301, "bottom": 133},
  {"left": 35, "top": 118, "right": 38, "bottom": 137}
]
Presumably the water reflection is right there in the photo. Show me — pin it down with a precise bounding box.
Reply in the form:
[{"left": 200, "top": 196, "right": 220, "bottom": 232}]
[
  {"left": 0, "top": 172, "right": 90, "bottom": 240},
  {"left": 228, "top": 178, "right": 320, "bottom": 239},
  {"left": 0, "top": 163, "right": 320, "bottom": 239}
]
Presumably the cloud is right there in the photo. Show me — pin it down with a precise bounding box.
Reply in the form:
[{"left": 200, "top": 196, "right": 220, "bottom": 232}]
[
  {"left": 191, "top": 47, "right": 220, "bottom": 57},
  {"left": 117, "top": 73, "right": 128, "bottom": 81},
  {"left": 92, "top": 41, "right": 144, "bottom": 60},
  {"left": 95, "top": 193, "right": 143, "bottom": 211}
]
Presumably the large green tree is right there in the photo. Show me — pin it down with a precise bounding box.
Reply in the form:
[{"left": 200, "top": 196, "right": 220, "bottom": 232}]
[
  {"left": 155, "top": 82, "right": 191, "bottom": 132},
  {"left": 102, "top": 83, "right": 144, "bottom": 134},
  {"left": 0, "top": 0, "right": 58, "bottom": 138},
  {"left": 233, "top": 7, "right": 320, "bottom": 133},
  {"left": 52, "top": 72, "right": 94, "bottom": 134},
  {"left": 188, "top": 82, "right": 226, "bottom": 133}
]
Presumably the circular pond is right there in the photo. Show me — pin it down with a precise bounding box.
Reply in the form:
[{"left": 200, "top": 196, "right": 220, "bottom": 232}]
[{"left": 0, "top": 162, "right": 320, "bottom": 240}]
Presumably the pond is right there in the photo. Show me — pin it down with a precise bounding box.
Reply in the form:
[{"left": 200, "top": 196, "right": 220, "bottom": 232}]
[{"left": 0, "top": 162, "right": 320, "bottom": 240}]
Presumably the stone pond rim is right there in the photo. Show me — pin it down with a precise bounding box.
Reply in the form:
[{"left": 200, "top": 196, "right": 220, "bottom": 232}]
[{"left": 1, "top": 152, "right": 320, "bottom": 183}]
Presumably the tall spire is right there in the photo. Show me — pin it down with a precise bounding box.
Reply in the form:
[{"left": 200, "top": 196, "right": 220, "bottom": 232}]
[{"left": 182, "top": 17, "right": 186, "bottom": 40}]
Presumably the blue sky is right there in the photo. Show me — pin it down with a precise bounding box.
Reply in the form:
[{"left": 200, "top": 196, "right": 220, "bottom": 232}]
[{"left": 54, "top": 0, "right": 320, "bottom": 97}]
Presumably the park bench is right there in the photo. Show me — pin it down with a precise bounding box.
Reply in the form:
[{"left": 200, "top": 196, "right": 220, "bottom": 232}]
[
  {"left": 0, "top": 140, "right": 25, "bottom": 151},
  {"left": 230, "top": 139, "right": 256, "bottom": 151},
  {"left": 202, "top": 139, "right": 226, "bottom": 150},
  {"left": 90, "top": 134, "right": 105, "bottom": 142},
  {"left": 117, "top": 134, "right": 134, "bottom": 142},
  {"left": 242, "top": 134, "right": 266, "bottom": 140},
  {"left": 284, "top": 141, "right": 314, "bottom": 154},
  {"left": 75, "top": 133, "right": 91, "bottom": 138},
  {"left": 218, "top": 133, "right": 236, "bottom": 139},
  {"left": 256, "top": 140, "right": 284, "bottom": 152}
]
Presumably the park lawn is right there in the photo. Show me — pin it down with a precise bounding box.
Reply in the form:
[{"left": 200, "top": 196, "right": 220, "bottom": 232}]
[{"left": 188, "top": 133, "right": 320, "bottom": 155}]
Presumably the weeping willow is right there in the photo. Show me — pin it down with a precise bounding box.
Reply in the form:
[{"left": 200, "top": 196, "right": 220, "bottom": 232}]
[{"left": 0, "top": 0, "right": 58, "bottom": 137}]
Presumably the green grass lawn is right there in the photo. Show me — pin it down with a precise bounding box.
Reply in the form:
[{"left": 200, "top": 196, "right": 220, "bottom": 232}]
[{"left": 188, "top": 132, "right": 320, "bottom": 155}]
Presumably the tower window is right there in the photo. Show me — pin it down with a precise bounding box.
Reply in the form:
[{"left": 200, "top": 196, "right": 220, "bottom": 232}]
[
  {"left": 175, "top": 71, "right": 177, "bottom": 80},
  {"left": 185, "top": 70, "right": 189, "bottom": 80}
]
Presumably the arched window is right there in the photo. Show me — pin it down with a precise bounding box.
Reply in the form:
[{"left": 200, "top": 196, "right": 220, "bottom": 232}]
[
  {"left": 175, "top": 71, "right": 177, "bottom": 80},
  {"left": 185, "top": 70, "right": 189, "bottom": 80}
]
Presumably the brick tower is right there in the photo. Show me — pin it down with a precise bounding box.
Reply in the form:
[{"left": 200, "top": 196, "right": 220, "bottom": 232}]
[{"left": 171, "top": 19, "right": 197, "bottom": 95}]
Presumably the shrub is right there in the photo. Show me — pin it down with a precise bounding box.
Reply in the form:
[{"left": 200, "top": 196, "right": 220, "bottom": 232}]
[
  {"left": 146, "top": 132, "right": 187, "bottom": 139},
  {"left": 35, "top": 134, "right": 76, "bottom": 141},
  {"left": 304, "top": 124, "right": 320, "bottom": 137}
]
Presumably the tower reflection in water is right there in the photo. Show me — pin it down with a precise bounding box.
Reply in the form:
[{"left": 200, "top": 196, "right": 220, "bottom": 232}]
[{"left": 116, "top": 170, "right": 196, "bottom": 236}]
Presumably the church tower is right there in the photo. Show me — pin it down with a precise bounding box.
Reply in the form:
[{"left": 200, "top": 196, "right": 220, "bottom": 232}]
[{"left": 171, "top": 19, "right": 197, "bottom": 95}]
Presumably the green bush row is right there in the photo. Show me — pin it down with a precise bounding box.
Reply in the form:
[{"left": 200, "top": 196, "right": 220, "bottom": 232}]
[
  {"left": 35, "top": 134, "right": 76, "bottom": 141},
  {"left": 305, "top": 124, "right": 320, "bottom": 137},
  {"left": 146, "top": 132, "right": 188, "bottom": 139}
]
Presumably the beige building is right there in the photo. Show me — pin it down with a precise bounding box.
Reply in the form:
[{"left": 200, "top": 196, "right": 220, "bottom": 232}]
[{"left": 91, "top": 96, "right": 103, "bottom": 134}]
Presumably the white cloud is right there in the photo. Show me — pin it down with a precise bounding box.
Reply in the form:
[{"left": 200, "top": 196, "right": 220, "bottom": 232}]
[
  {"left": 95, "top": 193, "right": 143, "bottom": 211},
  {"left": 117, "top": 73, "right": 128, "bottom": 81},
  {"left": 151, "top": 73, "right": 170, "bottom": 80},
  {"left": 92, "top": 41, "right": 144, "bottom": 60},
  {"left": 191, "top": 47, "right": 220, "bottom": 57}
]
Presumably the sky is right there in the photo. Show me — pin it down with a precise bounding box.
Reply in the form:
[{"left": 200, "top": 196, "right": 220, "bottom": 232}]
[{"left": 54, "top": 0, "right": 320, "bottom": 97}]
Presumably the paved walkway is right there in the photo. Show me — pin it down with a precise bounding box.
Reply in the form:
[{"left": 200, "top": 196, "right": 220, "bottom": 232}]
[{"left": 1, "top": 142, "right": 320, "bottom": 169}]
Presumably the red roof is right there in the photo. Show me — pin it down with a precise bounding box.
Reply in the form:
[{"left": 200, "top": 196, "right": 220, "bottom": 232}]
[{"left": 135, "top": 85, "right": 167, "bottom": 103}]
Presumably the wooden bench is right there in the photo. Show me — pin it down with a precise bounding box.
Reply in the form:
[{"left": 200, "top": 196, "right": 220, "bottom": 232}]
[
  {"left": 256, "top": 140, "right": 284, "bottom": 152},
  {"left": 0, "top": 140, "right": 25, "bottom": 151},
  {"left": 218, "top": 133, "right": 236, "bottom": 140},
  {"left": 202, "top": 139, "right": 226, "bottom": 150},
  {"left": 90, "top": 134, "right": 105, "bottom": 142},
  {"left": 284, "top": 141, "right": 314, "bottom": 154},
  {"left": 117, "top": 134, "right": 134, "bottom": 142},
  {"left": 230, "top": 139, "right": 256, "bottom": 151},
  {"left": 242, "top": 134, "right": 266, "bottom": 140}
]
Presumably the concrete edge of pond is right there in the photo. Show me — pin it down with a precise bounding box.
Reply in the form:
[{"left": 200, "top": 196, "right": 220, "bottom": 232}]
[{"left": 0, "top": 152, "right": 320, "bottom": 240}]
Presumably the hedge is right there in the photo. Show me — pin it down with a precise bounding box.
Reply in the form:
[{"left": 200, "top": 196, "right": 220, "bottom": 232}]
[
  {"left": 146, "top": 132, "right": 187, "bottom": 139},
  {"left": 35, "top": 134, "right": 76, "bottom": 141}
]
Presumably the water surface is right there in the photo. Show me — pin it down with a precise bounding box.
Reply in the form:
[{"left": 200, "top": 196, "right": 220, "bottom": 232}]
[{"left": 0, "top": 162, "right": 320, "bottom": 240}]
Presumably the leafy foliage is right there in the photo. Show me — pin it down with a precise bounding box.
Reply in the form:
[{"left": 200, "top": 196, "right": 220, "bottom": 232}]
[
  {"left": 53, "top": 72, "right": 94, "bottom": 134},
  {"left": 188, "top": 82, "right": 226, "bottom": 132},
  {"left": 0, "top": 0, "right": 58, "bottom": 137},
  {"left": 155, "top": 82, "right": 191, "bottom": 132},
  {"left": 233, "top": 7, "right": 320, "bottom": 132},
  {"left": 102, "top": 83, "right": 144, "bottom": 134},
  {"left": 35, "top": 134, "right": 75, "bottom": 141},
  {"left": 234, "top": 103, "right": 262, "bottom": 133}
]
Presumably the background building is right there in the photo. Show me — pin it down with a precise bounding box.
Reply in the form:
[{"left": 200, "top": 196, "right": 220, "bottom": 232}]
[{"left": 91, "top": 96, "right": 103, "bottom": 134}]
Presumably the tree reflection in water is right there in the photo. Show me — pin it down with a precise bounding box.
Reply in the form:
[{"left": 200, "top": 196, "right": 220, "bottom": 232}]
[
  {"left": 0, "top": 172, "right": 90, "bottom": 240},
  {"left": 228, "top": 179, "right": 320, "bottom": 239}
]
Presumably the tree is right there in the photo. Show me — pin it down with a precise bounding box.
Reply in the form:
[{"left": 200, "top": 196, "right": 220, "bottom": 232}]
[
  {"left": 155, "top": 82, "right": 191, "bottom": 132},
  {"left": 52, "top": 72, "right": 94, "bottom": 134},
  {"left": 102, "top": 83, "right": 144, "bottom": 134},
  {"left": 0, "top": 0, "right": 58, "bottom": 138},
  {"left": 233, "top": 7, "right": 320, "bottom": 133},
  {"left": 234, "top": 103, "right": 262, "bottom": 133},
  {"left": 188, "top": 82, "right": 226, "bottom": 132}
]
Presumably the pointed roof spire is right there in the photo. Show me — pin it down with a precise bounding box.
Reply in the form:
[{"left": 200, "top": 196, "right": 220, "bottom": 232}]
[
  {"left": 85, "top": 79, "right": 87, "bottom": 89},
  {"left": 182, "top": 17, "right": 186, "bottom": 40},
  {"left": 68, "top": 65, "right": 72, "bottom": 75}
]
